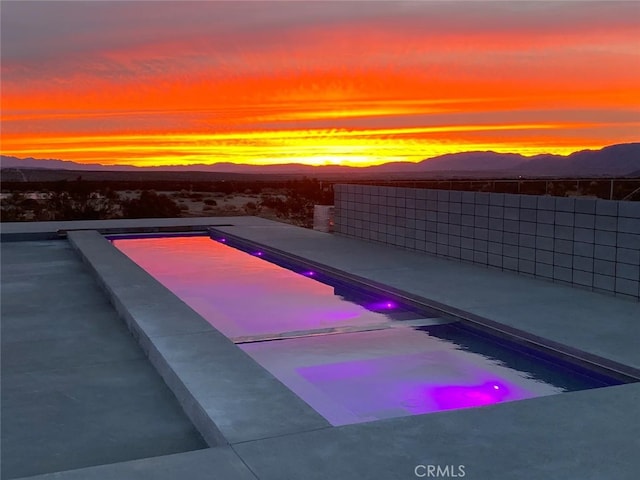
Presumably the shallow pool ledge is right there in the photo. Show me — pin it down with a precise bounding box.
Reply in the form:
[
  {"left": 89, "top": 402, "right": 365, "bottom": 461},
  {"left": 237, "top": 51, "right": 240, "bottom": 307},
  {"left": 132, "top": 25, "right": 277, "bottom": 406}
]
[{"left": 67, "top": 230, "right": 331, "bottom": 445}]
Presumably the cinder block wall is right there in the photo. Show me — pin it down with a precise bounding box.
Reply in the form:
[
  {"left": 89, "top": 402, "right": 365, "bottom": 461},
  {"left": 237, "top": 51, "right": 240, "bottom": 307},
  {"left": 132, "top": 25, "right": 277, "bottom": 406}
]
[{"left": 334, "top": 184, "right": 640, "bottom": 301}]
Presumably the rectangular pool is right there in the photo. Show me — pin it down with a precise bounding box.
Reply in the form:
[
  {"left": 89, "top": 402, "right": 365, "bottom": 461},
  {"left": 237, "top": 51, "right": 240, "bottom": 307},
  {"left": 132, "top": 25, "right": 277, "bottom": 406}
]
[{"left": 112, "top": 235, "right": 623, "bottom": 426}]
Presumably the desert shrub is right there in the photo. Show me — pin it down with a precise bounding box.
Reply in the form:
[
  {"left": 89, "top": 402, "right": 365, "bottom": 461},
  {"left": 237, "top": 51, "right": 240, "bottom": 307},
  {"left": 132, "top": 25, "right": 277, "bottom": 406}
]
[
  {"left": 244, "top": 201, "right": 259, "bottom": 214},
  {"left": 121, "top": 190, "right": 181, "bottom": 218},
  {"left": 46, "top": 186, "right": 120, "bottom": 221}
]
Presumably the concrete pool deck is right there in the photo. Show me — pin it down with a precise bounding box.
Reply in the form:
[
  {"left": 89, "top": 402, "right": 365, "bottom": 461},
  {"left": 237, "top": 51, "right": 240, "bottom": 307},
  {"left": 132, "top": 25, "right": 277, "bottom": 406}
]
[
  {"left": 2, "top": 216, "right": 639, "bottom": 480},
  {"left": 1, "top": 240, "right": 207, "bottom": 479}
]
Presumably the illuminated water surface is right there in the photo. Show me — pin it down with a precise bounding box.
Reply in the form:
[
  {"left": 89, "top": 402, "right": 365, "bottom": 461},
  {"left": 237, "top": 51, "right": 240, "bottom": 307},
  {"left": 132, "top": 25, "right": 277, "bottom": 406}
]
[{"left": 113, "top": 236, "right": 617, "bottom": 425}]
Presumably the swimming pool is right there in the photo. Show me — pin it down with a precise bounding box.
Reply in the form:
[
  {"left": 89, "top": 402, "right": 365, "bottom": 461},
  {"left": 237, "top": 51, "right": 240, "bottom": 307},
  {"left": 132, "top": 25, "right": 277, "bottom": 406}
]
[{"left": 112, "top": 234, "right": 623, "bottom": 426}]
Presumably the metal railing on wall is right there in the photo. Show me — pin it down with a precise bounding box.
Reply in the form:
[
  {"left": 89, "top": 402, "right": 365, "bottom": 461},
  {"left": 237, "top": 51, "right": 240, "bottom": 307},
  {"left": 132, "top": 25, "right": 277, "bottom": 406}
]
[{"left": 338, "top": 178, "right": 640, "bottom": 201}]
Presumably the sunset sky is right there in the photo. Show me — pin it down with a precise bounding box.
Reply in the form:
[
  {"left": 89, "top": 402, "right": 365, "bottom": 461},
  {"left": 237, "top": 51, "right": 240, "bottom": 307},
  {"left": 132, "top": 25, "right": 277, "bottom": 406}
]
[{"left": 1, "top": 1, "right": 639, "bottom": 167}]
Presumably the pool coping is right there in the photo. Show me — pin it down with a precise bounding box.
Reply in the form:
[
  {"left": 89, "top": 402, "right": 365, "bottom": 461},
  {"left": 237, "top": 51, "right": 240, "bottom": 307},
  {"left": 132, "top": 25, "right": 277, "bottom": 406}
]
[
  {"left": 68, "top": 225, "right": 640, "bottom": 439},
  {"left": 0, "top": 216, "right": 277, "bottom": 242},
  {"left": 67, "top": 224, "right": 640, "bottom": 447}
]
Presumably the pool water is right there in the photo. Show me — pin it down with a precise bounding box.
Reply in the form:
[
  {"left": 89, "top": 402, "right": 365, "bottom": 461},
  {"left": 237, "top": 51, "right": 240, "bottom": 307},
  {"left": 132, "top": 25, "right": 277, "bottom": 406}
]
[
  {"left": 112, "top": 235, "right": 443, "bottom": 340},
  {"left": 112, "top": 235, "right": 621, "bottom": 426}
]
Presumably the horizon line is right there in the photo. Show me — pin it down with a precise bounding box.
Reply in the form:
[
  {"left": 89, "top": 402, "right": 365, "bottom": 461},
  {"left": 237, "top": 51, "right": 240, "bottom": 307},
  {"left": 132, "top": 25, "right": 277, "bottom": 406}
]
[{"left": 3, "top": 141, "right": 638, "bottom": 171}]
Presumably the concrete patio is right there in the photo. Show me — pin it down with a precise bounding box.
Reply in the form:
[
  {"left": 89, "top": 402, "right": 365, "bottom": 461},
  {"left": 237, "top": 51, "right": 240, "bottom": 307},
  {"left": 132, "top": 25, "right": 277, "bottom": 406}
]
[
  {"left": 2, "top": 216, "right": 639, "bottom": 480},
  {"left": 1, "top": 240, "right": 206, "bottom": 479}
]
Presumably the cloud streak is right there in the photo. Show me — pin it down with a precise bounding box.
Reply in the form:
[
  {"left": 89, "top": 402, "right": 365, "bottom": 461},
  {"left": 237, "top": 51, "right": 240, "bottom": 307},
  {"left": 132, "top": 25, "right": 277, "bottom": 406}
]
[{"left": 1, "top": 1, "right": 639, "bottom": 166}]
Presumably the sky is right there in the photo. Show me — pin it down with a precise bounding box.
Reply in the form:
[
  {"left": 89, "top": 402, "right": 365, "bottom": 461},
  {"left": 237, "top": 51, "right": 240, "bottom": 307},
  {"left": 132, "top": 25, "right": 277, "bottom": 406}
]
[{"left": 1, "top": 1, "right": 639, "bottom": 167}]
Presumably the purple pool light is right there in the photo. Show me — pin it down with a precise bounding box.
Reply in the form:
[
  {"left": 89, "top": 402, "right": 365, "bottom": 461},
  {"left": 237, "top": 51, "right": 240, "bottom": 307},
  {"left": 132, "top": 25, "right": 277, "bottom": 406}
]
[
  {"left": 287, "top": 342, "right": 538, "bottom": 424},
  {"left": 305, "top": 271, "right": 316, "bottom": 277},
  {"left": 255, "top": 251, "right": 263, "bottom": 256},
  {"left": 219, "top": 238, "right": 227, "bottom": 243},
  {"left": 365, "top": 300, "right": 397, "bottom": 311},
  {"left": 430, "top": 381, "right": 511, "bottom": 410}
]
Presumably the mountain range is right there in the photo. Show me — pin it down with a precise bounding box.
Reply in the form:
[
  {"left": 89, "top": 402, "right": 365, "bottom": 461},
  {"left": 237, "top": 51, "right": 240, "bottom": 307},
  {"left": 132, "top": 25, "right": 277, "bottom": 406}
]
[{"left": 2, "top": 143, "right": 639, "bottom": 177}]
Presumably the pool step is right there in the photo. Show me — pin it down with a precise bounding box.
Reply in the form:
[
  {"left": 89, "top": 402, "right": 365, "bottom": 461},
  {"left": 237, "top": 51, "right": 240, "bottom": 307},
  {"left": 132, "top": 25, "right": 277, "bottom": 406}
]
[{"left": 231, "top": 317, "right": 457, "bottom": 344}]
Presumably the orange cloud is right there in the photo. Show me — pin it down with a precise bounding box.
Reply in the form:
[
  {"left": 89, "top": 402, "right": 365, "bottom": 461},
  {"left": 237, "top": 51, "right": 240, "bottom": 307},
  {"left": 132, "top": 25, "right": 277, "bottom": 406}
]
[{"left": 1, "top": 1, "right": 638, "bottom": 167}]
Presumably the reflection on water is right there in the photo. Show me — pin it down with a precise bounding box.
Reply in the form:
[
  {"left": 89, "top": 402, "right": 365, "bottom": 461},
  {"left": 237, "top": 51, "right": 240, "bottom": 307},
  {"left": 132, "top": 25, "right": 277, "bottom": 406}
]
[
  {"left": 113, "top": 236, "right": 409, "bottom": 338},
  {"left": 114, "top": 235, "right": 620, "bottom": 426}
]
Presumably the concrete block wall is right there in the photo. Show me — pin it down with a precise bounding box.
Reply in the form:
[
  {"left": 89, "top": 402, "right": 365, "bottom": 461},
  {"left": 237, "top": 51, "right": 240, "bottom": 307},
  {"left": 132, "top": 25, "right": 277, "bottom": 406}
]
[{"left": 334, "top": 184, "right": 640, "bottom": 301}]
